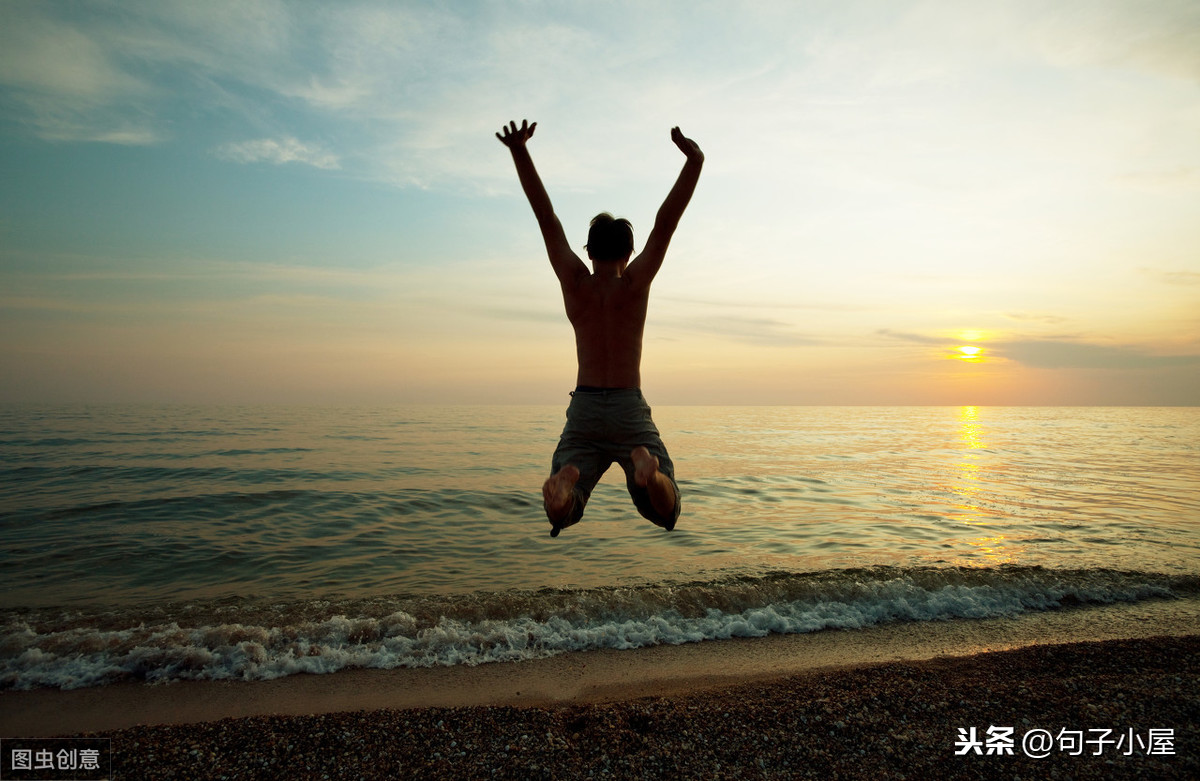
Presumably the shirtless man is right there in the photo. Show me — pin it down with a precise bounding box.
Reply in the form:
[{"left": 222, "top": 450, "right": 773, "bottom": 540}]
[{"left": 496, "top": 119, "right": 704, "bottom": 537}]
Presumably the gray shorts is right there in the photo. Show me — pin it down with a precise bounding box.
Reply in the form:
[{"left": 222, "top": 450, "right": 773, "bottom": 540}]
[{"left": 548, "top": 388, "right": 680, "bottom": 533}]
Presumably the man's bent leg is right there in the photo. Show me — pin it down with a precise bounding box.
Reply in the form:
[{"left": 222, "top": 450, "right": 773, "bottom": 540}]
[
  {"left": 622, "top": 442, "right": 681, "bottom": 531},
  {"left": 546, "top": 391, "right": 610, "bottom": 537},
  {"left": 543, "top": 465, "right": 580, "bottom": 533},
  {"left": 608, "top": 391, "right": 681, "bottom": 531},
  {"left": 632, "top": 447, "right": 677, "bottom": 521}
]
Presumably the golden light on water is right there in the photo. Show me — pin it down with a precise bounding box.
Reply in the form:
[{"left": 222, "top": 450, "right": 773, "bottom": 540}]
[
  {"left": 958, "top": 405, "right": 985, "bottom": 450},
  {"left": 953, "top": 405, "right": 986, "bottom": 522},
  {"left": 950, "top": 406, "right": 1019, "bottom": 565}
]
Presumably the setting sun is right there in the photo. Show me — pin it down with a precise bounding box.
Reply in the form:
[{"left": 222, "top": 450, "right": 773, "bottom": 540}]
[{"left": 957, "top": 346, "right": 984, "bottom": 362}]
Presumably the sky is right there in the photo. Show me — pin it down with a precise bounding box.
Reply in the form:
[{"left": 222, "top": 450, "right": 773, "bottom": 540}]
[{"left": 1, "top": 0, "right": 1197, "bottom": 406}]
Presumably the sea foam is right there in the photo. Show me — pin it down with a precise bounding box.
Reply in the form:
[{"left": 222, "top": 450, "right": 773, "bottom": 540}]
[{"left": 1, "top": 566, "right": 1192, "bottom": 690}]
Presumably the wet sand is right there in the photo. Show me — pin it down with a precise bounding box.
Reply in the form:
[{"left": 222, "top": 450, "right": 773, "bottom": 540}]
[{"left": 51, "top": 635, "right": 1200, "bottom": 779}]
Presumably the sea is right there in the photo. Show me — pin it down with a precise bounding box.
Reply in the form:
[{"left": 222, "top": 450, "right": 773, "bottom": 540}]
[{"left": 2, "top": 404, "right": 1198, "bottom": 691}]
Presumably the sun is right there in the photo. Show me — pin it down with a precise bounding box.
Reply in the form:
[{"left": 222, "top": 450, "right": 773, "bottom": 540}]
[
  {"left": 949, "top": 329, "right": 992, "bottom": 362},
  {"left": 956, "top": 345, "right": 984, "bottom": 362}
]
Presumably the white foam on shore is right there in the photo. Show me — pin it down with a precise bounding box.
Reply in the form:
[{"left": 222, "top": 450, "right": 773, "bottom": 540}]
[{"left": 1, "top": 566, "right": 1192, "bottom": 690}]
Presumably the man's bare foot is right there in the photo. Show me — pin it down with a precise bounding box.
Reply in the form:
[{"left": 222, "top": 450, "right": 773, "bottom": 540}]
[
  {"left": 632, "top": 446, "right": 659, "bottom": 487},
  {"left": 543, "top": 465, "right": 580, "bottom": 533},
  {"left": 632, "top": 446, "right": 677, "bottom": 525}
]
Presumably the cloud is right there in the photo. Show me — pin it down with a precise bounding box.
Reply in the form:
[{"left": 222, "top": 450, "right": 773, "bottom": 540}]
[
  {"left": 1141, "top": 268, "right": 1200, "bottom": 287},
  {"left": 1022, "top": 0, "right": 1200, "bottom": 84},
  {"left": 662, "top": 295, "right": 865, "bottom": 312},
  {"left": 877, "top": 329, "right": 944, "bottom": 345},
  {"left": 0, "top": 2, "right": 163, "bottom": 143},
  {"left": 215, "top": 137, "right": 340, "bottom": 169},
  {"left": 5, "top": 0, "right": 1197, "bottom": 196},
  {"left": 478, "top": 306, "right": 562, "bottom": 325},
  {"left": 666, "top": 314, "right": 821, "bottom": 347},
  {"left": 0, "top": 1, "right": 321, "bottom": 146},
  {"left": 1004, "top": 312, "right": 1070, "bottom": 325},
  {"left": 0, "top": 5, "right": 145, "bottom": 97},
  {"left": 1114, "top": 166, "right": 1200, "bottom": 191},
  {"left": 13, "top": 112, "right": 164, "bottom": 145},
  {"left": 995, "top": 340, "right": 1200, "bottom": 370},
  {"left": 880, "top": 329, "right": 1200, "bottom": 370}
]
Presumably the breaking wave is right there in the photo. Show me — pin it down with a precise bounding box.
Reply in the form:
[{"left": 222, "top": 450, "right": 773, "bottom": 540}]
[{"left": 2, "top": 565, "right": 1194, "bottom": 690}]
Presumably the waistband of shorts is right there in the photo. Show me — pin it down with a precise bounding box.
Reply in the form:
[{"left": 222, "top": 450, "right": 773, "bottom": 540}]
[{"left": 571, "top": 385, "right": 641, "bottom": 395}]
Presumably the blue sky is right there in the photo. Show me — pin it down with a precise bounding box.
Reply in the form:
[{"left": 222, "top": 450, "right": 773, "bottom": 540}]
[{"left": 1, "top": 0, "right": 1198, "bottom": 404}]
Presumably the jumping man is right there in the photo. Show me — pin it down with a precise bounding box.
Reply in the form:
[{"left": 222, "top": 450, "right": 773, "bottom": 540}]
[{"left": 496, "top": 119, "right": 704, "bottom": 537}]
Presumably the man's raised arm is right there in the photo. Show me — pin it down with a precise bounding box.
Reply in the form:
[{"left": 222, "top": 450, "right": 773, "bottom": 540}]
[
  {"left": 496, "top": 119, "right": 587, "bottom": 287},
  {"left": 626, "top": 127, "right": 704, "bottom": 288}
]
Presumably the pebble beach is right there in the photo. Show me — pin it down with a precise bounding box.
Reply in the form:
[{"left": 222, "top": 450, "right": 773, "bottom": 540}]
[{"left": 80, "top": 635, "right": 1197, "bottom": 780}]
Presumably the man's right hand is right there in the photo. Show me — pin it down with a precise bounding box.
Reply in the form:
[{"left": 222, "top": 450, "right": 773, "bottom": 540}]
[
  {"left": 497, "top": 119, "right": 537, "bottom": 149},
  {"left": 670, "top": 126, "right": 703, "bottom": 164}
]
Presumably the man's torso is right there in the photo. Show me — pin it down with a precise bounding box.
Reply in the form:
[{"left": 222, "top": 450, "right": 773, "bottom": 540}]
[{"left": 563, "top": 274, "right": 649, "bottom": 389}]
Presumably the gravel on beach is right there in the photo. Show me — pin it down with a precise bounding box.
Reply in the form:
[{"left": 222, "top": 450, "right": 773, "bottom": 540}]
[{"left": 84, "top": 635, "right": 1198, "bottom": 779}]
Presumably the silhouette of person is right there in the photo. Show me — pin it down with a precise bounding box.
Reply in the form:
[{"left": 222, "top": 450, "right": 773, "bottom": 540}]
[{"left": 497, "top": 119, "right": 704, "bottom": 537}]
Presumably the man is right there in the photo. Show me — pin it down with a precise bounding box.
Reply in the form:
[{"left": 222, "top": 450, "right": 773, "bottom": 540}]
[{"left": 496, "top": 119, "right": 703, "bottom": 537}]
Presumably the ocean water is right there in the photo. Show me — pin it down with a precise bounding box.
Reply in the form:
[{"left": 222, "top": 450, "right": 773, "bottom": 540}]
[{"left": 1, "top": 404, "right": 1197, "bottom": 689}]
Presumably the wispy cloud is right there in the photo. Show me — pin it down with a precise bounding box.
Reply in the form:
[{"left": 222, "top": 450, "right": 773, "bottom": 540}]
[
  {"left": 0, "top": 1, "right": 321, "bottom": 147},
  {"left": 478, "top": 306, "right": 562, "bottom": 325},
  {"left": 0, "top": 2, "right": 162, "bottom": 143},
  {"left": 1025, "top": 0, "right": 1200, "bottom": 84},
  {"left": 662, "top": 295, "right": 866, "bottom": 312},
  {"left": 5, "top": 0, "right": 1199, "bottom": 194},
  {"left": 1004, "top": 312, "right": 1071, "bottom": 325},
  {"left": 215, "top": 137, "right": 340, "bottom": 169},
  {"left": 0, "top": 6, "right": 141, "bottom": 97},
  {"left": 880, "top": 328, "right": 1200, "bottom": 371},
  {"left": 1114, "top": 166, "right": 1200, "bottom": 191},
  {"left": 877, "top": 329, "right": 944, "bottom": 345},
  {"left": 666, "top": 314, "right": 821, "bottom": 347},
  {"left": 995, "top": 340, "right": 1200, "bottom": 370},
  {"left": 1141, "top": 268, "right": 1200, "bottom": 287}
]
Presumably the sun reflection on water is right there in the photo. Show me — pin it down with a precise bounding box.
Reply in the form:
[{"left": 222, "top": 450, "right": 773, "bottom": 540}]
[
  {"left": 954, "top": 406, "right": 986, "bottom": 521},
  {"left": 950, "top": 406, "right": 1018, "bottom": 565},
  {"left": 958, "top": 405, "right": 985, "bottom": 451}
]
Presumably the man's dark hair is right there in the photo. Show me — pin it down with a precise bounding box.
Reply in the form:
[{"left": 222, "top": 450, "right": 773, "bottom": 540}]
[{"left": 586, "top": 213, "right": 634, "bottom": 261}]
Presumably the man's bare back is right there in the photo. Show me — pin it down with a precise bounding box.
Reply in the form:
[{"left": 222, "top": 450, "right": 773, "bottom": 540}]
[
  {"left": 497, "top": 119, "right": 703, "bottom": 535},
  {"left": 565, "top": 271, "right": 649, "bottom": 388}
]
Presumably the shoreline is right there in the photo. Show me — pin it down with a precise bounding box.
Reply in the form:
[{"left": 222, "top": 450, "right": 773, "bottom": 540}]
[
  {"left": 38, "top": 635, "right": 1200, "bottom": 779},
  {"left": 3, "top": 596, "right": 1198, "bottom": 739}
]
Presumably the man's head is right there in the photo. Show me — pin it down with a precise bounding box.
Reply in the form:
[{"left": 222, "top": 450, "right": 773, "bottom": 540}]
[{"left": 586, "top": 213, "right": 634, "bottom": 262}]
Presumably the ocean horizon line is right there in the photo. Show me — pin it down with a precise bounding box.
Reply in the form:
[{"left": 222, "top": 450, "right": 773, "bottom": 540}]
[{"left": 2, "top": 401, "right": 1197, "bottom": 409}]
